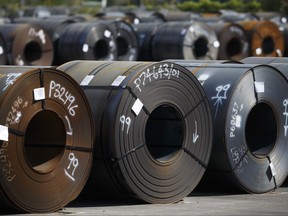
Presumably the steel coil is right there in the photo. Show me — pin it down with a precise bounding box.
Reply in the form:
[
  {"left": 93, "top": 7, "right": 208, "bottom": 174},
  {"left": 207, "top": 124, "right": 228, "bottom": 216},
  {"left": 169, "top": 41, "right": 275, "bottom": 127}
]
[
  {"left": 0, "top": 32, "right": 7, "bottom": 65},
  {"left": 0, "top": 66, "right": 94, "bottom": 213},
  {"left": 211, "top": 22, "right": 249, "bottom": 61},
  {"left": 0, "top": 23, "right": 54, "bottom": 66},
  {"left": 103, "top": 20, "right": 139, "bottom": 61},
  {"left": 238, "top": 20, "right": 284, "bottom": 57},
  {"left": 172, "top": 60, "right": 288, "bottom": 193},
  {"left": 57, "top": 22, "right": 117, "bottom": 64},
  {"left": 151, "top": 21, "right": 219, "bottom": 61},
  {"left": 133, "top": 22, "right": 161, "bottom": 61},
  {"left": 13, "top": 17, "right": 77, "bottom": 65},
  {"left": 57, "top": 60, "right": 213, "bottom": 204}
]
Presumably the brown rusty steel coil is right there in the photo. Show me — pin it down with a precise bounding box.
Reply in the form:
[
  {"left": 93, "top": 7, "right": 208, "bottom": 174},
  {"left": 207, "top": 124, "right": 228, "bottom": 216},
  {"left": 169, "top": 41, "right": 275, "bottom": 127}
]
[
  {"left": 211, "top": 22, "right": 250, "bottom": 61},
  {"left": 57, "top": 22, "right": 117, "bottom": 64},
  {"left": 238, "top": 20, "right": 284, "bottom": 57},
  {"left": 57, "top": 60, "right": 213, "bottom": 204},
  {"left": 13, "top": 17, "right": 77, "bottom": 66},
  {"left": 0, "top": 23, "right": 54, "bottom": 66},
  {"left": 151, "top": 21, "right": 219, "bottom": 61},
  {"left": 0, "top": 66, "right": 94, "bottom": 213},
  {"left": 171, "top": 60, "right": 288, "bottom": 193}
]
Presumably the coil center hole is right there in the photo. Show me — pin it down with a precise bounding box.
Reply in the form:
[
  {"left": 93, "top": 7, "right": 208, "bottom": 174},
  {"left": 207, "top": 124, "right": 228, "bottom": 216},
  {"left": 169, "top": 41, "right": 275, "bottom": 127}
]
[
  {"left": 25, "top": 110, "right": 66, "bottom": 173},
  {"left": 94, "top": 39, "right": 109, "bottom": 59},
  {"left": 116, "top": 37, "right": 129, "bottom": 57},
  {"left": 227, "top": 37, "right": 242, "bottom": 57},
  {"left": 193, "top": 36, "right": 209, "bottom": 58},
  {"left": 24, "top": 41, "right": 42, "bottom": 63},
  {"left": 145, "top": 105, "right": 184, "bottom": 162},
  {"left": 245, "top": 102, "right": 277, "bottom": 158},
  {"left": 262, "top": 36, "right": 275, "bottom": 55}
]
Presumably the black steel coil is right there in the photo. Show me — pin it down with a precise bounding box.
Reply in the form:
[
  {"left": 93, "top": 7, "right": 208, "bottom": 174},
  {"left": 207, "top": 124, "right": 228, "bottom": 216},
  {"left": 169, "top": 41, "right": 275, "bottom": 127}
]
[
  {"left": 211, "top": 22, "right": 250, "bottom": 61},
  {"left": 0, "top": 23, "right": 54, "bottom": 66},
  {"left": 0, "top": 32, "right": 7, "bottom": 65},
  {"left": 151, "top": 21, "right": 219, "bottom": 61},
  {"left": 57, "top": 22, "right": 117, "bottom": 64},
  {"left": 0, "top": 66, "right": 94, "bottom": 213},
  {"left": 103, "top": 20, "right": 139, "bottom": 61},
  {"left": 133, "top": 22, "right": 161, "bottom": 61},
  {"left": 57, "top": 60, "right": 213, "bottom": 204},
  {"left": 171, "top": 60, "right": 288, "bottom": 193}
]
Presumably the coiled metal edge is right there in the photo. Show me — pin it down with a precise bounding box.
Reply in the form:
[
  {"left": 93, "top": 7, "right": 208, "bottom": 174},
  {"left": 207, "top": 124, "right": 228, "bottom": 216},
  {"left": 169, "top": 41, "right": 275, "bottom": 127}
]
[
  {"left": 0, "top": 66, "right": 94, "bottom": 213},
  {"left": 172, "top": 60, "right": 288, "bottom": 193},
  {"left": 57, "top": 60, "right": 213, "bottom": 204}
]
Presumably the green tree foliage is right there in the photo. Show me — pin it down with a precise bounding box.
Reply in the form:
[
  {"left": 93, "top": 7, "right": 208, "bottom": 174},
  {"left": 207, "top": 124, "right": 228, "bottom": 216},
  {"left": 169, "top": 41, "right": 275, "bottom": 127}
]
[{"left": 177, "top": 0, "right": 262, "bottom": 13}]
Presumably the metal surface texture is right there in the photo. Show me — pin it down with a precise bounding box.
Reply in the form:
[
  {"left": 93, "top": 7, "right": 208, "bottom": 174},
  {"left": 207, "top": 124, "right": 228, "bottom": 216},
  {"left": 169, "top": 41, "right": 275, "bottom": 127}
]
[
  {"left": 0, "top": 32, "right": 7, "bottom": 65},
  {"left": 211, "top": 22, "right": 250, "bottom": 61},
  {"left": 13, "top": 17, "right": 77, "bottom": 65},
  {"left": 0, "top": 23, "right": 54, "bottom": 66},
  {"left": 132, "top": 22, "right": 161, "bottom": 61},
  {"left": 0, "top": 66, "right": 94, "bottom": 213},
  {"left": 171, "top": 60, "right": 288, "bottom": 193},
  {"left": 151, "top": 21, "right": 219, "bottom": 61},
  {"left": 57, "top": 21, "right": 117, "bottom": 64},
  {"left": 238, "top": 20, "right": 284, "bottom": 57},
  {"left": 104, "top": 20, "right": 139, "bottom": 61},
  {"left": 57, "top": 60, "right": 213, "bottom": 204}
]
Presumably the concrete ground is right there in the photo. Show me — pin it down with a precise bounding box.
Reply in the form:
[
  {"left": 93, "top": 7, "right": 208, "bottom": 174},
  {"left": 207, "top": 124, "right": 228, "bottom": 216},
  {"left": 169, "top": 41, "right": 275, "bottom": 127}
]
[{"left": 6, "top": 183, "right": 288, "bottom": 216}]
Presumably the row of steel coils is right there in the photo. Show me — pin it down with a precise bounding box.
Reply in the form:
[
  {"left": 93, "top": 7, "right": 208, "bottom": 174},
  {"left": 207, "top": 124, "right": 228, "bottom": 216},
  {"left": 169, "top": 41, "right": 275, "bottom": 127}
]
[
  {"left": 0, "top": 10, "right": 287, "bottom": 66},
  {"left": 0, "top": 57, "right": 288, "bottom": 213}
]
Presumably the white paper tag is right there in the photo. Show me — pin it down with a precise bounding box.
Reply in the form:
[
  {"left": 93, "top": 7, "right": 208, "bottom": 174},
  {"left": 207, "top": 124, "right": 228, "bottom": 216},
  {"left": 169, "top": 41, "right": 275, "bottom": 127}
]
[
  {"left": 80, "top": 75, "right": 94, "bottom": 86},
  {"left": 33, "top": 87, "right": 45, "bottom": 100},
  {"left": 132, "top": 98, "right": 143, "bottom": 116},
  {"left": 254, "top": 82, "right": 264, "bottom": 93},
  {"left": 111, "top": 76, "right": 126, "bottom": 86},
  {"left": 0, "top": 125, "right": 9, "bottom": 141},
  {"left": 269, "top": 162, "right": 277, "bottom": 177},
  {"left": 235, "top": 115, "right": 241, "bottom": 128}
]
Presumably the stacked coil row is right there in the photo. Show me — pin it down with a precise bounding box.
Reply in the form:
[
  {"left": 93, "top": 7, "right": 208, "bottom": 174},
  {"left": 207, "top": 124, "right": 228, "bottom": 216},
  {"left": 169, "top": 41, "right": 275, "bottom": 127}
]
[
  {"left": 0, "top": 57, "right": 288, "bottom": 214},
  {"left": 0, "top": 10, "right": 288, "bottom": 66}
]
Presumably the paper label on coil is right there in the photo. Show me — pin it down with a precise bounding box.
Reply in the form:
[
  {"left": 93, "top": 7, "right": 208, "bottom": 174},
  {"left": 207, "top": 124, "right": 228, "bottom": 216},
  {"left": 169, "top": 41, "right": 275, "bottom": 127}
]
[
  {"left": 132, "top": 98, "right": 143, "bottom": 116},
  {"left": 33, "top": 87, "right": 45, "bottom": 101},
  {"left": 0, "top": 125, "right": 9, "bottom": 141},
  {"left": 254, "top": 82, "right": 265, "bottom": 93},
  {"left": 80, "top": 75, "right": 94, "bottom": 86},
  {"left": 82, "top": 44, "right": 89, "bottom": 52},
  {"left": 269, "top": 162, "right": 277, "bottom": 177},
  {"left": 104, "top": 30, "right": 112, "bottom": 38},
  {"left": 111, "top": 76, "right": 126, "bottom": 86},
  {"left": 235, "top": 115, "right": 241, "bottom": 128},
  {"left": 0, "top": 46, "right": 3, "bottom": 55}
]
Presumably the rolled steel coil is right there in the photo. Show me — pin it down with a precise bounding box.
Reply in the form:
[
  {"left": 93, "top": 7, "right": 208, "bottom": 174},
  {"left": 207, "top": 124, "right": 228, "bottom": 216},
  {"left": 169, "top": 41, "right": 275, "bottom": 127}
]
[
  {"left": 0, "top": 66, "right": 94, "bottom": 213},
  {"left": 103, "top": 20, "right": 139, "bottom": 61},
  {"left": 0, "top": 23, "right": 54, "bottom": 66},
  {"left": 238, "top": 20, "right": 284, "bottom": 57},
  {"left": 13, "top": 17, "right": 77, "bottom": 65},
  {"left": 133, "top": 22, "right": 161, "bottom": 61},
  {"left": 171, "top": 60, "right": 288, "bottom": 193},
  {"left": 57, "top": 22, "right": 117, "bottom": 64},
  {"left": 0, "top": 32, "right": 7, "bottom": 65},
  {"left": 211, "top": 22, "right": 250, "bottom": 61},
  {"left": 136, "top": 11, "right": 167, "bottom": 23},
  {"left": 57, "top": 60, "right": 213, "bottom": 204},
  {"left": 161, "top": 11, "right": 200, "bottom": 22},
  {"left": 151, "top": 21, "right": 219, "bottom": 61}
]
